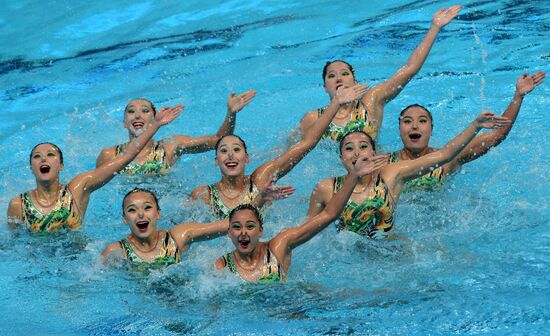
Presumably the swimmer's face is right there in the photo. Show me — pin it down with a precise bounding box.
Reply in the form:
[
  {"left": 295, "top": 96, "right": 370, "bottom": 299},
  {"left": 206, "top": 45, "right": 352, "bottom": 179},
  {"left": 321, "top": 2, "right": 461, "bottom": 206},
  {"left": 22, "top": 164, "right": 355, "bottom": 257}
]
[
  {"left": 228, "top": 209, "right": 263, "bottom": 254},
  {"left": 215, "top": 136, "right": 249, "bottom": 177},
  {"left": 30, "top": 144, "right": 64, "bottom": 181},
  {"left": 324, "top": 61, "right": 357, "bottom": 99},
  {"left": 339, "top": 132, "right": 375, "bottom": 172},
  {"left": 123, "top": 191, "right": 160, "bottom": 239},
  {"left": 399, "top": 106, "right": 432, "bottom": 151},
  {"left": 124, "top": 99, "right": 155, "bottom": 137}
]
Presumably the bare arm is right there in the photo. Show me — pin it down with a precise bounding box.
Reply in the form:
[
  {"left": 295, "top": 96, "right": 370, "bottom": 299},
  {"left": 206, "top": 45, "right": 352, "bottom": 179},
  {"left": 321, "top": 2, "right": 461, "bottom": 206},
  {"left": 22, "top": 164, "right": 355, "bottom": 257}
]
[
  {"left": 271, "top": 154, "right": 387, "bottom": 253},
  {"left": 390, "top": 112, "right": 511, "bottom": 188},
  {"left": 168, "top": 90, "right": 256, "bottom": 157},
  {"left": 95, "top": 147, "right": 116, "bottom": 168},
  {"left": 101, "top": 242, "right": 125, "bottom": 259},
  {"left": 68, "top": 107, "right": 181, "bottom": 199},
  {"left": 448, "top": 71, "right": 546, "bottom": 173},
  {"left": 253, "top": 85, "right": 369, "bottom": 187},
  {"left": 305, "top": 179, "right": 332, "bottom": 218},
  {"left": 7, "top": 196, "right": 23, "bottom": 228},
  {"left": 369, "top": 6, "right": 462, "bottom": 111},
  {"left": 170, "top": 219, "right": 229, "bottom": 252}
]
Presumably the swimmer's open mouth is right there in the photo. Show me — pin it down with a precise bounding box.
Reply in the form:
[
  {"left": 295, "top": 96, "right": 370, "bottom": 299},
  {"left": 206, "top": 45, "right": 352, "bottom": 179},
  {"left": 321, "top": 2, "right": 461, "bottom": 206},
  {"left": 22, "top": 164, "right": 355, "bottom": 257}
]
[
  {"left": 136, "top": 221, "right": 149, "bottom": 232},
  {"left": 238, "top": 238, "right": 250, "bottom": 249},
  {"left": 39, "top": 165, "right": 51, "bottom": 174},
  {"left": 132, "top": 121, "right": 145, "bottom": 129},
  {"left": 225, "top": 162, "right": 238, "bottom": 168},
  {"left": 335, "top": 83, "right": 344, "bottom": 90},
  {"left": 409, "top": 133, "right": 422, "bottom": 142}
]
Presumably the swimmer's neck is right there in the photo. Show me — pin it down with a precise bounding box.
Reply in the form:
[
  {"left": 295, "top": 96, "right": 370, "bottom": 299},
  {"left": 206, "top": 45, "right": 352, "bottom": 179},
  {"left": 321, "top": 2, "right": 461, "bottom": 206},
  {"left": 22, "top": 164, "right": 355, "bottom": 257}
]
[
  {"left": 35, "top": 178, "right": 61, "bottom": 193},
  {"left": 130, "top": 230, "right": 160, "bottom": 252},
  {"left": 234, "top": 242, "right": 266, "bottom": 265},
  {"left": 400, "top": 146, "right": 435, "bottom": 160},
  {"left": 220, "top": 174, "right": 249, "bottom": 188}
]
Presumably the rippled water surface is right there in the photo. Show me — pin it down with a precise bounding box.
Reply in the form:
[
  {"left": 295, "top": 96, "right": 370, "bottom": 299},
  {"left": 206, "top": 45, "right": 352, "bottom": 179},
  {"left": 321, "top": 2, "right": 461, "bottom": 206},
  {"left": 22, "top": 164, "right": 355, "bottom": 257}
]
[{"left": 1, "top": 1, "right": 549, "bottom": 335}]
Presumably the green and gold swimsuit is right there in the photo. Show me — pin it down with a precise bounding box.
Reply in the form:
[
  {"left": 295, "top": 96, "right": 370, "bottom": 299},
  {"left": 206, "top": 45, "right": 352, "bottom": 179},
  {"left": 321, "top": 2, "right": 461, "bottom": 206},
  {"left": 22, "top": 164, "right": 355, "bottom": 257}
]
[
  {"left": 21, "top": 185, "right": 81, "bottom": 233},
  {"left": 333, "top": 175, "right": 395, "bottom": 239},
  {"left": 222, "top": 248, "right": 285, "bottom": 283},
  {"left": 207, "top": 179, "right": 259, "bottom": 219},
  {"left": 317, "top": 100, "right": 377, "bottom": 142},
  {"left": 119, "top": 231, "right": 180, "bottom": 265},
  {"left": 388, "top": 151, "right": 445, "bottom": 192},
  {"left": 115, "top": 141, "right": 168, "bottom": 175}
]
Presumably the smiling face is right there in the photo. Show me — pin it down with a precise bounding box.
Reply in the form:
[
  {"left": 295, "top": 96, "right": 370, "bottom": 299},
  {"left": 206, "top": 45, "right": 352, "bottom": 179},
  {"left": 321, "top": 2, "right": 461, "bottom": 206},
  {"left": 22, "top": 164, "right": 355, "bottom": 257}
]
[
  {"left": 123, "top": 99, "right": 155, "bottom": 137},
  {"left": 122, "top": 191, "right": 160, "bottom": 239},
  {"left": 215, "top": 135, "right": 249, "bottom": 177},
  {"left": 30, "top": 143, "right": 64, "bottom": 181},
  {"left": 228, "top": 208, "right": 263, "bottom": 254},
  {"left": 339, "top": 132, "right": 376, "bottom": 172},
  {"left": 323, "top": 61, "right": 357, "bottom": 99},
  {"left": 399, "top": 106, "right": 433, "bottom": 152}
]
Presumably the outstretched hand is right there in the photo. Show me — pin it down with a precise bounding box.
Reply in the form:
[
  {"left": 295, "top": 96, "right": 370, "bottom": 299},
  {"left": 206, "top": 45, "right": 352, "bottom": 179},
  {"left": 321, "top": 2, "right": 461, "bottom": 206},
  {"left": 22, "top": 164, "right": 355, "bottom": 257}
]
[
  {"left": 474, "top": 111, "right": 512, "bottom": 130},
  {"left": 432, "top": 5, "right": 462, "bottom": 28},
  {"left": 335, "top": 84, "right": 369, "bottom": 105},
  {"left": 516, "top": 71, "right": 545, "bottom": 96},
  {"left": 227, "top": 90, "right": 256, "bottom": 113},
  {"left": 258, "top": 181, "right": 296, "bottom": 203},
  {"left": 351, "top": 154, "right": 388, "bottom": 177},
  {"left": 155, "top": 104, "right": 184, "bottom": 126}
]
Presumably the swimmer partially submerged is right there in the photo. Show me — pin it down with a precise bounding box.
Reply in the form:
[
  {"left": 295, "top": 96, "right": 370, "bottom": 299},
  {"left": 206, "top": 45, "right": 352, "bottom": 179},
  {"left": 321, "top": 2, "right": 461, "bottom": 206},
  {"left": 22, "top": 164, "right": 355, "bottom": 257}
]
[
  {"left": 215, "top": 155, "right": 384, "bottom": 282},
  {"left": 102, "top": 184, "right": 294, "bottom": 265},
  {"left": 96, "top": 91, "right": 256, "bottom": 175}
]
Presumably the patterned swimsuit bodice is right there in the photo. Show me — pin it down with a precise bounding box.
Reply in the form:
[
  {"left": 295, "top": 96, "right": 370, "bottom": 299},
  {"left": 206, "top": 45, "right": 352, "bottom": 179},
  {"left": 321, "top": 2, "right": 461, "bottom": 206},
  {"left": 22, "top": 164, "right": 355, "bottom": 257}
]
[
  {"left": 21, "top": 185, "right": 81, "bottom": 233},
  {"left": 119, "top": 231, "right": 180, "bottom": 265},
  {"left": 317, "top": 100, "right": 377, "bottom": 142},
  {"left": 115, "top": 141, "right": 168, "bottom": 175},
  {"left": 207, "top": 179, "right": 260, "bottom": 219},
  {"left": 333, "top": 175, "right": 395, "bottom": 239},
  {"left": 388, "top": 151, "right": 446, "bottom": 192},
  {"left": 223, "top": 248, "right": 285, "bottom": 283}
]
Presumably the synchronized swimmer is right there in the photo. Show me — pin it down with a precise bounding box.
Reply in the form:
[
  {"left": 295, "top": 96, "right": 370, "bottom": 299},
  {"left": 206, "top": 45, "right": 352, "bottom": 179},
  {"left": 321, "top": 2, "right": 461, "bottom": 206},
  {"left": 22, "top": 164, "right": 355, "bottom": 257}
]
[{"left": 5, "top": 5, "right": 546, "bottom": 283}]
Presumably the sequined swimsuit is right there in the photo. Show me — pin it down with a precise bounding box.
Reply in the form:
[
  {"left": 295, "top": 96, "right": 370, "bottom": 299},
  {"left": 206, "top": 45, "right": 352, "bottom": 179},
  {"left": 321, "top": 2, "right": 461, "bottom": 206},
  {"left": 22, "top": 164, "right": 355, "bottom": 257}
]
[
  {"left": 119, "top": 231, "right": 180, "bottom": 265},
  {"left": 317, "top": 100, "right": 377, "bottom": 142},
  {"left": 222, "top": 248, "right": 285, "bottom": 283},
  {"left": 115, "top": 141, "right": 168, "bottom": 175},
  {"left": 333, "top": 175, "right": 395, "bottom": 239},
  {"left": 388, "top": 151, "right": 445, "bottom": 192},
  {"left": 20, "top": 185, "right": 81, "bottom": 233}
]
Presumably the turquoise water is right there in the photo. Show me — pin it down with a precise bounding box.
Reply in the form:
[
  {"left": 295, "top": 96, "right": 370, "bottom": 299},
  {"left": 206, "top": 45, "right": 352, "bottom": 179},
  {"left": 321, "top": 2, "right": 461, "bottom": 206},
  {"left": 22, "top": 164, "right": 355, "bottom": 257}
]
[{"left": 1, "top": 1, "right": 549, "bottom": 334}]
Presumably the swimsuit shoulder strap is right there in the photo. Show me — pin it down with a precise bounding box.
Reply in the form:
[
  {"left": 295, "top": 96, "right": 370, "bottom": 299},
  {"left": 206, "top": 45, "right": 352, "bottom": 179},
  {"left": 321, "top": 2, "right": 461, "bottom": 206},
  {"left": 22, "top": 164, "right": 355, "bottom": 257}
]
[{"left": 223, "top": 252, "right": 238, "bottom": 273}]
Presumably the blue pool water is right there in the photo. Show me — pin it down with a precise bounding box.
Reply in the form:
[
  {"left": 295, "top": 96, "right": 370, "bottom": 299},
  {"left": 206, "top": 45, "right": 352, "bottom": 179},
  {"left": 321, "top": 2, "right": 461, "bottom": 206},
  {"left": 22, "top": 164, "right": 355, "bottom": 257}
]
[{"left": 1, "top": 1, "right": 549, "bottom": 334}]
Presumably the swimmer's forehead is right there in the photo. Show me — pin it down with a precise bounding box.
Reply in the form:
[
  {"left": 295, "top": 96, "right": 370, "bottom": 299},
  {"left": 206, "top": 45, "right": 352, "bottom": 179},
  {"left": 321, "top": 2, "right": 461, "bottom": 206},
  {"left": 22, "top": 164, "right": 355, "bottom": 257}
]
[
  {"left": 325, "top": 62, "right": 352, "bottom": 73},
  {"left": 125, "top": 99, "right": 153, "bottom": 110},
  {"left": 231, "top": 209, "right": 260, "bottom": 223},
  {"left": 124, "top": 192, "right": 156, "bottom": 207},
  {"left": 218, "top": 136, "right": 245, "bottom": 147},
  {"left": 32, "top": 144, "right": 59, "bottom": 153},
  {"left": 401, "top": 107, "right": 431, "bottom": 118}
]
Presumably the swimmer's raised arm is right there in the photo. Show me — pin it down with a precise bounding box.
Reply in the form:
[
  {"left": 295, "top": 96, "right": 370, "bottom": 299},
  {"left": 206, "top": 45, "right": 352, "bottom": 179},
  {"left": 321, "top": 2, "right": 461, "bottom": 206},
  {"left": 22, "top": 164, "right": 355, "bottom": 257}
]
[
  {"left": 253, "top": 85, "right": 369, "bottom": 187},
  {"left": 367, "top": 6, "right": 462, "bottom": 118},
  {"left": 268, "top": 156, "right": 384, "bottom": 267},
  {"left": 69, "top": 107, "right": 180, "bottom": 202},
  {"left": 167, "top": 90, "right": 256, "bottom": 159},
  {"left": 447, "top": 71, "right": 546, "bottom": 173},
  {"left": 170, "top": 219, "right": 229, "bottom": 253},
  {"left": 386, "top": 111, "right": 511, "bottom": 194}
]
